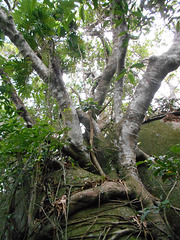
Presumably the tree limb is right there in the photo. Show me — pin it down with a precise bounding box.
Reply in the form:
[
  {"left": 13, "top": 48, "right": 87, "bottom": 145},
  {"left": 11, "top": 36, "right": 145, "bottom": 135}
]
[
  {"left": 88, "top": 30, "right": 111, "bottom": 64},
  {"left": 118, "top": 31, "right": 180, "bottom": 175},
  {"left": 93, "top": 19, "right": 129, "bottom": 110},
  {"left": 77, "top": 109, "right": 100, "bottom": 136},
  {"left": 0, "top": 69, "right": 34, "bottom": 127},
  {"left": 113, "top": 20, "right": 129, "bottom": 123},
  {"left": 4, "top": 0, "right": 12, "bottom": 11}
]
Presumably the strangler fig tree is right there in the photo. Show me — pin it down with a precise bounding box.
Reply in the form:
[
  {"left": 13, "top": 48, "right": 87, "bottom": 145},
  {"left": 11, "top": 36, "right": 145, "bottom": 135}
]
[{"left": 0, "top": 0, "right": 180, "bottom": 239}]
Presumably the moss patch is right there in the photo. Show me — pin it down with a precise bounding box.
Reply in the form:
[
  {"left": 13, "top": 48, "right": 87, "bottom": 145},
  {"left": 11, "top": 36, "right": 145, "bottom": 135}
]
[
  {"left": 138, "top": 120, "right": 180, "bottom": 156},
  {"left": 138, "top": 119, "right": 180, "bottom": 237},
  {"left": 67, "top": 202, "right": 144, "bottom": 240}
]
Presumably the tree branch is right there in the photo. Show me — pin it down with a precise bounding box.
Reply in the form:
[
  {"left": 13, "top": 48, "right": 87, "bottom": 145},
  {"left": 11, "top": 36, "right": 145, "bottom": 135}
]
[
  {"left": 118, "top": 31, "right": 180, "bottom": 175},
  {"left": 93, "top": 19, "right": 129, "bottom": 110},
  {"left": 0, "top": 69, "right": 34, "bottom": 127},
  {"left": 4, "top": 0, "right": 12, "bottom": 11},
  {"left": 88, "top": 30, "right": 111, "bottom": 64},
  {"left": 77, "top": 109, "right": 100, "bottom": 136},
  {"left": 113, "top": 21, "right": 129, "bottom": 123}
]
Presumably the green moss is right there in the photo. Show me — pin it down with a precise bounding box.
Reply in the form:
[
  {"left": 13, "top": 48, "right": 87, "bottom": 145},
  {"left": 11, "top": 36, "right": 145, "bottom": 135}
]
[
  {"left": 67, "top": 202, "right": 143, "bottom": 240},
  {"left": 138, "top": 120, "right": 180, "bottom": 156},
  {"left": 137, "top": 120, "right": 180, "bottom": 236}
]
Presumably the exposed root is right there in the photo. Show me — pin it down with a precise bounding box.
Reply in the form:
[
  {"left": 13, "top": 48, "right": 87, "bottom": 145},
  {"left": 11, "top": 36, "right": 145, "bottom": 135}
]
[
  {"left": 69, "top": 181, "right": 131, "bottom": 215},
  {"left": 125, "top": 174, "right": 174, "bottom": 240},
  {"left": 109, "top": 229, "right": 137, "bottom": 240}
]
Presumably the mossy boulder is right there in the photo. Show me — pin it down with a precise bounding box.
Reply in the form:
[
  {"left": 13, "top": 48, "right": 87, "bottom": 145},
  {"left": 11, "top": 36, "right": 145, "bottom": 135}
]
[
  {"left": 138, "top": 119, "right": 180, "bottom": 237},
  {"left": 138, "top": 119, "right": 180, "bottom": 156}
]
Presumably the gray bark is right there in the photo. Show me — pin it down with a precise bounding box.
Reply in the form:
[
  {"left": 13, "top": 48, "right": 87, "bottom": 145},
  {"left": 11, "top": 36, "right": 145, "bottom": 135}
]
[
  {"left": 93, "top": 20, "right": 128, "bottom": 108},
  {"left": 118, "top": 31, "right": 180, "bottom": 175},
  {"left": 113, "top": 22, "right": 128, "bottom": 123},
  {"left": 77, "top": 109, "right": 100, "bottom": 136}
]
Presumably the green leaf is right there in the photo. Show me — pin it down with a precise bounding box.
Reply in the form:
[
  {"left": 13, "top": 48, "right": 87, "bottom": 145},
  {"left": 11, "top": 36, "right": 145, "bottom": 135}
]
[
  {"left": 136, "top": 160, "right": 147, "bottom": 166},
  {"left": 118, "top": 31, "right": 128, "bottom": 37},
  {"left": 169, "top": 144, "right": 180, "bottom": 154},
  {"left": 132, "top": 11, "right": 142, "bottom": 18},
  {"left": 92, "top": 0, "right": 98, "bottom": 9},
  {"left": 128, "top": 73, "right": 135, "bottom": 84},
  {"left": 103, "top": 20, "right": 109, "bottom": 28},
  {"left": 62, "top": 22, "right": 69, "bottom": 32},
  {"left": 79, "top": 4, "right": 85, "bottom": 22},
  {"left": 0, "top": 55, "right": 6, "bottom": 66},
  {"left": 0, "top": 29, "right": 5, "bottom": 47},
  {"left": 176, "top": 21, "right": 180, "bottom": 33},
  {"left": 57, "top": 26, "right": 66, "bottom": 37},
  {"left": 20, "top": 0, "right": 37, "bottom": 12},
  {"left": 162, "top": 199, "right": 170, "bottom": 206},
  {"left": 61, "top": 0, "right": 76, "bottom": 10},
  {"left": 112, "top": 18, "right": 124, "bottom": 27},
  {"left": 122, "top": 38, "right": 129, "bottom": 47},
  {"left": 115, "top": 69, "right": 127, "bottom": 82},
  {"left": 130, "top": 63, "right": 145, "bottom": 69},
  {"left": 43, "top": 0, "right": 54, "bottom": 8},
  {"left": 124, "top": 1, "right": 128, "bottom": 13},
  {"left": 67, "top": 12, "right": 76, "bottom": 25}
]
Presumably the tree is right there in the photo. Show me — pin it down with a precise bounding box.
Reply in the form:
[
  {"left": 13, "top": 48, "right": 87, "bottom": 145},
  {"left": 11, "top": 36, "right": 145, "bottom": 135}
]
[{"left": 0, "top": 0, "right": 180, "bottom": 239}]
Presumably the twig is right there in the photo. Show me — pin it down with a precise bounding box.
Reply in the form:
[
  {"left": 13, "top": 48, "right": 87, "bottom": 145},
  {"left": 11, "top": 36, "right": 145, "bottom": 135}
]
[
  {"left": 109, "top": 229, "right": 135, "bottom": 240},
  {"left": 166, "top": 178, "right": 178, "bottom": 200},
  {"left": 71, "top": 87, "right": 82, "bottom": 107},
  {"left": 99, "top": 97, "right": 113, "bottom": 115},
  {"left": 4, "top": 0, "right": 11, "bottom": 10},
  {"left": 101, "top": 226, "right": 111, "bottom": 240},
  {"left": 81, "top": 216, "right": 98, "bottom": 240}
]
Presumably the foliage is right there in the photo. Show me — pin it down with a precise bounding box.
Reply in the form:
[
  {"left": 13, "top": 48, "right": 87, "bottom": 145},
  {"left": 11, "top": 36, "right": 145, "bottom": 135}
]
[
  {"left": 152, "top": 97, "right": 180, "bottom": 114},
  {"left": 146, "top": 97, "right": 180, "bottom": 118},
  {"left": 81, "top": 97, "right": 101, "bottom": 112},
  {"left": 139, "top": 198, "right": 170, "bottom": 222},
  {"left": 137, "top": 144, "right": 180, "bottom": 182},
  {"left": 0, "top": 52, "right": 33, "bottom": 98},
  {"left": 0, "top": 110, "right": 68, "bottom": 192},
  {"left": 0, "top": 95, "right": 14, "bottom": 115},
  {"left": 1, "top": 0, "right": 179, "bottom": 113}
]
